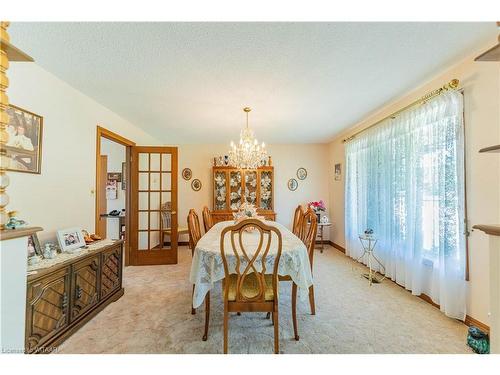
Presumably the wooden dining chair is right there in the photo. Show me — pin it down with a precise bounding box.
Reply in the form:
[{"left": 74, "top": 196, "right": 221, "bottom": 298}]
[
  {"left": 278, "top": 207, "right": 318, "bottom": 341},
  {"left": 160, "top": 201, "right": 189, "bottom": 247},
  {"left": 292, "top": 205, "right": 304, "bottom": 237},
  {"left": 202, "top": 206, "right": 213, "bottom": 233},
  {"left": 187, "top": 209, "right": 210, "bottom": 341},
  {"left": 300, "top": 207, "right": 318, "bottom": 316},
  {"left": 220, "top": 219, "right": 283, "bottom": 354}
]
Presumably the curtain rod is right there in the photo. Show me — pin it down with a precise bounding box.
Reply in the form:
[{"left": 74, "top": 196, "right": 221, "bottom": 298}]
[{"left": 342, "top": 79, "right": 461, "bottom": 143}]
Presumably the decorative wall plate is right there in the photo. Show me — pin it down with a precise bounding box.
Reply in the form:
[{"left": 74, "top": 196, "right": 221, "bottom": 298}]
[
  {"left": 297, "top": 167, "right": 307, "bottom": 180},
  {"left": 191, "top": 178, "right": 202, "bottom": 191},
  {"left": 287, "top": 178, "right": 298, "bottom": 191},
  {"left": 182, "top": 168, "right": 192, "bottom": 180}
]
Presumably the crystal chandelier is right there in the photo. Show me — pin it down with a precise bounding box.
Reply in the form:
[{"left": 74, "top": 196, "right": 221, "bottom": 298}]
[{"left": 229, "top": 107, "right": 267, "bottom": 169}]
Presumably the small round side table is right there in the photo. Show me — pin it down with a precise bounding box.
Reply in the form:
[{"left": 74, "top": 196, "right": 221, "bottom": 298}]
[
  {"left": 355, "top": 234, "right": 386, "bottom": 285},
  {"left": 316, "top": 222, "right": 332, "bottom": 253}
]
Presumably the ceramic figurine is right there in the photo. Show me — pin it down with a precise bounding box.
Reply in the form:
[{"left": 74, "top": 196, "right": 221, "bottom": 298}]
[
  {"left": 321, "top": 215, "right": 329, "bottom": 224},
  {"left": 43, "top": 243, "right": 56, "bottom": 259},
  {"left": 5, "top": 211, "right": 27, "bottom": 229}
]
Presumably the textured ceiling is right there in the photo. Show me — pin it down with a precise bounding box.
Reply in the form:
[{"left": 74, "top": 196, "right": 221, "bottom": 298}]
[{"left": 9, "top": 22, "right": 497, "bottom": 144}]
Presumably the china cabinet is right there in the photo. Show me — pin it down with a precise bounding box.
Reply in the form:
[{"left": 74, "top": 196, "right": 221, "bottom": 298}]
[{"left": 212, "top": 166, "right": 276, "bottom": 223}]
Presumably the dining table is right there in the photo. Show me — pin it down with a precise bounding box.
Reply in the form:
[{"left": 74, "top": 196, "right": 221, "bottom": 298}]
[{"left": 189, "top": 220, "right": 314, "bottom": 309}]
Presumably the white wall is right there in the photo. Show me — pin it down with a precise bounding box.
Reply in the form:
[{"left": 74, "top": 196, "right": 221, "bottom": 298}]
[
  {"left": 177, "top": 143, "right": 331, "bottom": 241},
  {"left": 7, "top": 64, "right": 159, "bottom": 243},
  {"left": 100, "top": 137, "right": 126, "bottom": 239},
  {"left": 327, "top": 41, "right": 500, "bottom": 326}
]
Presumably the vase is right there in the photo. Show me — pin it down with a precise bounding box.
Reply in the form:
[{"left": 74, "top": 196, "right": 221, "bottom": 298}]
[{"left": 316, "top": 213, "right": 320, "bottom": 223}]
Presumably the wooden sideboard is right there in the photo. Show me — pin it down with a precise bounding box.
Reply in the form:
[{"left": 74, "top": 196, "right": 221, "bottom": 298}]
[
  {"left": 25, "top": 240, "right": 124, "bottom": 353},
  {"left": 212, "top": 166, "right": 276, "bottom": 222}
]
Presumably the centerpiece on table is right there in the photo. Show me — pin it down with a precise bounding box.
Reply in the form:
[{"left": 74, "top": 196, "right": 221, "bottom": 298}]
[
  {"left": 233, "top": 202, "right": 265, "bottom": 231},
  {"left": 308, "top": 200, "right": 326, "bottom": 222}
]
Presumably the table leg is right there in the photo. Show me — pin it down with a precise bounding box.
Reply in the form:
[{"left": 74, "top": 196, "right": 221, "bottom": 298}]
[{"left": 320, "top": 226, "right": 324, "bottom": 253}]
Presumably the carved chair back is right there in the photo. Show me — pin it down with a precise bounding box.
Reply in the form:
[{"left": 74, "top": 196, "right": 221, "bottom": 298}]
[
  {"left": 292, "top": 205, "right": 304, "bottom": 237},
  {"left": 220, "top": 219, "right": 282, "bottom": 303},
  {"left": 187, "top": 209, "right": 202, "bottom": 252},
  {"left": 301, "top": 208, "right": 318, "bottom": 269},
  {"left": 160, "top": 201, "right": 172, "bottom": 230},
  {"left": 202, "top": 206, "right": 213, "bottom": 233}
]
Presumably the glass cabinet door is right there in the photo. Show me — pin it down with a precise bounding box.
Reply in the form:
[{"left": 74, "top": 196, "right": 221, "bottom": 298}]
[
  {"left": 229, "top": 170, "right": 242, "bottom": 210},
  {"left": 214, "top": 170, "right": 227, "bottom": 210},
  {"left": 244, "top": 170, "right": 257, "bottom": 205},
  {"left": 260, "top": 170, "right": 273, "bottom": 210}
]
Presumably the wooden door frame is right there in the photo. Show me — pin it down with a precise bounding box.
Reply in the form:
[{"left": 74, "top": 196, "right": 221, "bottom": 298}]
[{"left": 95, "top": 126, "right": 136, "bottom": 266}]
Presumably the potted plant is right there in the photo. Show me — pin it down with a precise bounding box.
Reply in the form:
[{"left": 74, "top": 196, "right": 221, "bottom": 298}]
[{"left": 308, "top": 200, "right": 326, "bottom": 222}]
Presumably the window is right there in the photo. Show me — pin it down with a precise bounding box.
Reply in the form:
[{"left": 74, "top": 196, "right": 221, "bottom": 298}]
[{"left": 345, "top": 91, "right": 466, "bottom": 320}]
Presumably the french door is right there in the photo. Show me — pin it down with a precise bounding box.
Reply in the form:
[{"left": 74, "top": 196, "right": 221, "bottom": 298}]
[{"left": 130, "top": 146, "right": 178, "bottom": 265}]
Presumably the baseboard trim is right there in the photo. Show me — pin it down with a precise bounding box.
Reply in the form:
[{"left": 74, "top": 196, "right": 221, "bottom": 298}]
[
  {"left": 335, "top": 244, "right": 489, "bottom": 333},
  {"left": 465, "top": 315, "right": 490, "bottom": 334},
  {"left": 328, "top": 241, "right": 346, "bottom": 253}
]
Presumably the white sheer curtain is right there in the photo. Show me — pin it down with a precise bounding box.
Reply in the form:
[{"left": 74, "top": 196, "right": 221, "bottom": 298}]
[{"left": 345, "top": 91, "right": 466, "bottom": 320}]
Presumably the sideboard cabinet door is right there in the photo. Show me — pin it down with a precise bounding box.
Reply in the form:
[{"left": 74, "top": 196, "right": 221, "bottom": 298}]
[
  {"left": 100, "top": 245, "right": 122, "bottom": 300},
  {"left": 70, "top": 255, "right": 100, "bottom": 322},
  {"left": 26, "top": 268, "right": 70, "bottom": 353}
]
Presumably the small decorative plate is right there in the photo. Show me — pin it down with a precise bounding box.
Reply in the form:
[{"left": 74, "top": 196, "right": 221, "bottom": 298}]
[
  {"left": 191, "top": 179, "right": 202, "bottom": 191},
  {"left": 182, "top": 168, "right": 192, "bottom": 180},
  {"left": 287, "top": 178, "right": 298, "bottom": 191},
  {"left": 297, "top": 167, "right": 307, "bottom": 180}
]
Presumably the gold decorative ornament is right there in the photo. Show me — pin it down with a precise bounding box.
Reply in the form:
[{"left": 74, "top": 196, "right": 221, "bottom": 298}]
[{"left": 0, "top": 21, "right": 11, "bottom": 228}]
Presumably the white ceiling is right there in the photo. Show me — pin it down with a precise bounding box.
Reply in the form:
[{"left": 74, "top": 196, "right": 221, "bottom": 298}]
[{"left": 9, "top": 22, "right": 497, "bottom": 144}]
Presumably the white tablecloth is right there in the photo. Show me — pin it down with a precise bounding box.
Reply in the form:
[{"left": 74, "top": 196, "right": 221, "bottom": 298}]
[{"left": 189, "top": 220, "right": 313, "bottom": 308}]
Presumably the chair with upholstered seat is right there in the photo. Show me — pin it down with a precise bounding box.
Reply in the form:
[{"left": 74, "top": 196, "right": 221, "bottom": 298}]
[
  {"left": 220, "top": 219, "right": 283, "bottom": 354},
  {"left": 187, "top": 209, "right": 210, "bottom": 341},
  {"left": 161, "top": 202, "right": 189, "bottom": 248},
  {"left": 202, "top": 206, "right": 213, "bottom": 233}
]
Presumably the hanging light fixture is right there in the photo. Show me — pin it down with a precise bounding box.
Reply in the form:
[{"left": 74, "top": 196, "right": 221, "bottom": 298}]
[{"left": 228, "top": 107, "right": 267, "bottom": 169}]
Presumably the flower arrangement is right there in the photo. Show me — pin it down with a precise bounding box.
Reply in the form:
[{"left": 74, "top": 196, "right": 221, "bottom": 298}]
[
  {"left": 308, "top": 200, "right": 326, "bottom": 213},
  {"left": 233, "top": 203, "right": 264, "bottom": 229}
]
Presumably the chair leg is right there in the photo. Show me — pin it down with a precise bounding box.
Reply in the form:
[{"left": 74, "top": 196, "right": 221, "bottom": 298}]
[
  {"left": 223, "top": 306, "right": 229, "bottom": 354},
  {"left": 237, "top": 312, "right": 241, "bottom": 316},
  {"left": 273, "top": 307, "right": 279, "bottom": 354},
  {"left": 308, "top": 285, "right": 316, "bottom": 315},
  {"left": 191, "top": 285, "right": 196, "bottom": 315},
  {"left": 266, "top": 312, "right": 271, "bottom": 319},
  {"left": 292, "top": 283, "right": 299, "bottom": 341},
  {"left": 202, "top": 292, "right": 210, "bottom": 341}
]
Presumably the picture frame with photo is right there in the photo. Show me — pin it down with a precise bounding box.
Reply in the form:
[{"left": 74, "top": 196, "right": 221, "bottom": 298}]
[
  {"left": 27, "top": 233, "right": 42, "bottom": 259},
  {"left": 5, "top": 105, "right": 43, "bottom": 174},
  {"left": 56, "top": 227, "right": 86, "bottom": 252}
]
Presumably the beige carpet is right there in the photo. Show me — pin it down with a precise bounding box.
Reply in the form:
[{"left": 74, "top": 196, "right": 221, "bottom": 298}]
[{"left": 57, "top": 245, "right": 471, "bottom": 354}]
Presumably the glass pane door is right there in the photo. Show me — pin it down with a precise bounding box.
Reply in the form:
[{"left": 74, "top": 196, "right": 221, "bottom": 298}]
[{"left": 131, "top": 146, "right": 178, "bottom": 265}]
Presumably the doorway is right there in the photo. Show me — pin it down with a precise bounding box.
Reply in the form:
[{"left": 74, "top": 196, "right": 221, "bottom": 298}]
[{"left": 95, "top": 126, "right": 135, "bottom": 266}]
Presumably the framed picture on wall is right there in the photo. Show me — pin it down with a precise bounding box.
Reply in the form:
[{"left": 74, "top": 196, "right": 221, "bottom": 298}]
[
  {"left": 5, "top": 105, "right": 43, "bottom": 174},
  {"left": 107, "top": 172, "right": 122, "bottom": 182},
  {"left": 334, "top": 163, "right": 342, "bottom": 181}
]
